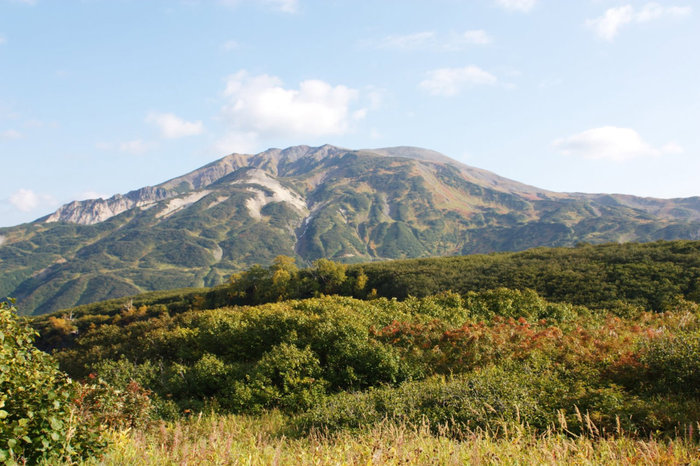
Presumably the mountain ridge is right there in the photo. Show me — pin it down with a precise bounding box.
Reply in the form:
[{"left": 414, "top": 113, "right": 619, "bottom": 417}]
[
  {"left": 2, "top": 144, "right": 700, "bottom": 315},
  {"left": 41, "top": 145, "right": 555, "bottom": 226}
]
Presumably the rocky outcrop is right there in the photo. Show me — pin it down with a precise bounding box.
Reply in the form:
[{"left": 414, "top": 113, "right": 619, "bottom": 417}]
[{"left": 45, "top": 187, "right": 171, "bottom": 225}]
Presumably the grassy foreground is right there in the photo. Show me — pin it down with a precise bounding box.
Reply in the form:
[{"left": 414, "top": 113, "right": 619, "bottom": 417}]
[{"left": 80, "top": 413, "right": 700, "bottom": 465}]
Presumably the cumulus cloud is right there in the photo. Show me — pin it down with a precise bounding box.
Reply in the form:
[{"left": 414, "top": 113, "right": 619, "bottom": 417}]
[
  {"left": 1, "top": 129, "right": 22, "bottom": 139},
  {"left": 147, "top": 112, "right": 204, "bottom": 139},
  {"left": 494, "top": 0, "right": 537, "bottom": 12},
  {"left": 552, "top": 126, "right": 683, "bottom": 161},
  {"left": 218, "top": 71, "right": 363, "bottom": 152},
  {"left": 370, "top": 30, "right": 492, "bottom": 51},
  {"left": 420, "top": 66, "right": 498, "bottom": 96},
  {"left": 587, "top": 3, "right": 692, "bottom": 41},
  {"left": 9, "top": 189, "right": 56, "bottom": 212},
  {"left": 219, "top": 0, "right": 298, "bottom": 13}
]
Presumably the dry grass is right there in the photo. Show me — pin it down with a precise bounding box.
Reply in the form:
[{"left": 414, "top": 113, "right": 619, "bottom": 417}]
[{"left": 81, "top": 413, "right": 700, "bottom": 465}]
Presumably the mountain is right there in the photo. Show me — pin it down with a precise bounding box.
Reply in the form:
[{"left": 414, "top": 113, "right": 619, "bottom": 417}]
[{"left": 2, "top": 144, "right": 700, "bottom": 315}]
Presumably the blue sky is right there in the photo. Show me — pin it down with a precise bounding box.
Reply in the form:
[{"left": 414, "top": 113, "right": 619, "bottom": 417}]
[{"left": 1, "top": 0, "right": 698, "bottom": 227}]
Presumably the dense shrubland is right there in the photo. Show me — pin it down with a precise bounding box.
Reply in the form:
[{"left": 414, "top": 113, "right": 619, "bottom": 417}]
[
  {"left": 8, "top": 240, "right": 700, "bottom": 462},
  {"left": 34, "top": 289, "right": 700, "bottom": 439},
  {"left": 35, "top": 240, "right": 700, "bottom": 344}
]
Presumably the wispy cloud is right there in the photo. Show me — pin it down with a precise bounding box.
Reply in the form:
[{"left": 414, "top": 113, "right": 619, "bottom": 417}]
[
  {"left": 369, "top": 30, "right": 492, "bottom": 51},
  {"left": 552, "top": 126, "right": 683, "bottom": 161},
  {"left": 1, "top": 129, "right": 22, "bottom": 139},
  {"left": 0, "top": 35, "right": 6, "bottom": 46},
  {"left": 146, "top": 112, "right": 204, "bottom": 139},
  {"left": 494, "top": 0, "right": 537, "bottom": 13},
  {"left": 587, "top": 3, "right": 692, "bottom": 41},
  {"left": 216, "top": 70, "right": 365, "bottom": 153},
  {"left": 374, "top": 31, "right": 436, "bottom": 50},
  {"left": 420, "top": 66, "right": 498, "bottom": 96},
  {"left": 219, "top": 0, "right": 298, "bottom": 13}
]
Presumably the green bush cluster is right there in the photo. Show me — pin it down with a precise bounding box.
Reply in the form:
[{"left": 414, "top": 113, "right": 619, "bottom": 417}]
[
  {"left": 39, "top": 287, "right": 700, "bottom": 437},
  {"left": 0, "top": 300, "right": 104, "bottom": 463}
]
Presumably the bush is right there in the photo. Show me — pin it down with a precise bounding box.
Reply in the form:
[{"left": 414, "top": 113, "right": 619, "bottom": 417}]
[
  {"left": 298, "top": 364, "right": 566, "bottom": 434},
  {"left": 72, "top": 376, "right": 154, "bottom": 430},
  {"left": 228, "top": 343, "right": 327, "bottom": 413},
  {"left": 0, "top": 300, "right": 104, "bottom": 463},
  {"left": 639, "top": 330, "right": 700, "bottom": 396}
]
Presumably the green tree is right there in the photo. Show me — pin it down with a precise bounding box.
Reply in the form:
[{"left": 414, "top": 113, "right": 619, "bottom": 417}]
[{"left": 313, "top": 259, "right": 347, "bottom": 295}]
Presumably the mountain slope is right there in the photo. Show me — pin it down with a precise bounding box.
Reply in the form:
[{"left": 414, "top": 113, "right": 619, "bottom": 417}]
[{"left": 2, "top": 144, "right": 700, "bottom": 315}]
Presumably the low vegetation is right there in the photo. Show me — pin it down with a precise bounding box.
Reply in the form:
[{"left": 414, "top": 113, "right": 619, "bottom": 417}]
[{"left": 4, "top": 240, "right": 700, "bottom": 463}]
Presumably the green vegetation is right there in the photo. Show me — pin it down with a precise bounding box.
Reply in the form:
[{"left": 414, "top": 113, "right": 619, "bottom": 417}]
[
  {"left": 36, "top": 291, "right": 700, "bottom": 440},
  {"left": 3, "top": 146, "right": 700, "bottom": 316},
  {"left": 37, "top": 240, "right": 698, "bottom": 332},
  {"left": 0, "top": 300, "right": 104, "bottom": 463},
  {"left": 6, "top": 240, "right": 700, "bottom": 463}
]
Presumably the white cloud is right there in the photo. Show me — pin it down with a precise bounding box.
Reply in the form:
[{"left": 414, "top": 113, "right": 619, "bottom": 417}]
[
  {"left": 147, "top": 112, "right": 204, "bottom": 139},
  {"left": 221, "top": 70, "right": 362, "bottom": 140},
  {"left": 587, "top": 3, "right": 692, "bottom": 41},
  {"left": 219, "top": 0, "right": 298, "bottom": 13},
  {"left": 494, "top": 0, "right": 537, "bottom": 12},
  {"left": 552, "top": 126, "right": 683, "bottom": 161},
  {"left": 1, "top": 129, "right": 22, "bottom": 139},
  {"left": 370, "top": 30, "right": 492, "bottom": 51},
  {"left": 0, "top": 35, "right": 6, "bottom": 46},
  {"left": 9, "top": 189, "right": 56, "bottom": 212},
  {"left": 636, "top": 3, "right": 692, "bottom": 22},
  {"left": 420, "top": 66, "right": 498, "bottom": 96},
  {"left": 375, "top": 32, "right": 436, "bottom": 50}
]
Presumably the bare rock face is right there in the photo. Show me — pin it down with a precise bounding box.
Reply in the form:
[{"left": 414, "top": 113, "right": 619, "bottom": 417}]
[
  {"left": 45, "top": 187, "right": 171, "bottom": 225},
  {"left": 40, "top": 146, "right": 347, "bottom": 226}
]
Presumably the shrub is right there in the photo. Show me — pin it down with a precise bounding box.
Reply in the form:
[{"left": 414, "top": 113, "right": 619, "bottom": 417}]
[
  {"left": 0, "top": 300, "right": 104, "bottom": 463},
  {"left": 72, "top": 376, "right": 154, "bottom": 431},
  {"left": 639, "top": 330, "right": 700, "bottom": 396},
  {"left": 298, "top": 364, "right": 566, "bottom": 434},
  {"left": 228, "top": 343, "right": 327, "bottom": 412}
]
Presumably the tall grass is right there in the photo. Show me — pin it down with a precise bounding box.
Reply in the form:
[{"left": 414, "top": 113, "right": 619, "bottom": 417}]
[{"left": 79, "top": 413, "right": 700, "bottom": 465}]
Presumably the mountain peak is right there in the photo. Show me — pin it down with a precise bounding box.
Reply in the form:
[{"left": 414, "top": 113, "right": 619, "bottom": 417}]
[{"left": 5, "top": 143, "right": 700, "bottom": 315}]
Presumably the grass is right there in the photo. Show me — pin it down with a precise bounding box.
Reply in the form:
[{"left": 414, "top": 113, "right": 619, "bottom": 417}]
[{"left": 78, "top": 413, "right": 700, "bottom": 465}]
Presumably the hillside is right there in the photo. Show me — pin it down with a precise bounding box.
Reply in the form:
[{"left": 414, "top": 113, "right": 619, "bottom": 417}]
[
  {"left": 26, "top": 240, "right": 700, "bottom": 455},
  {"left": 3, "top": 145, "right": 700, "bottom": 315},
  {"left": 33, "top": 239, "right": 700, "bottom": 353}
]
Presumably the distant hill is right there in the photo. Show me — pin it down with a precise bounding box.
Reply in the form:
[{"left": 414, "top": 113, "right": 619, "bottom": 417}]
[{"left": 2, "top": 144, "right": 700, "bottom": 315}]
